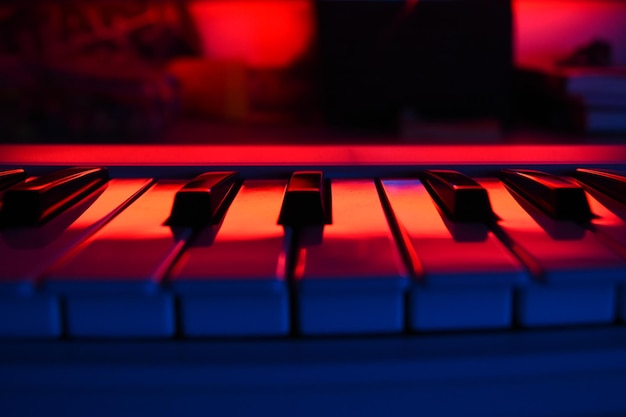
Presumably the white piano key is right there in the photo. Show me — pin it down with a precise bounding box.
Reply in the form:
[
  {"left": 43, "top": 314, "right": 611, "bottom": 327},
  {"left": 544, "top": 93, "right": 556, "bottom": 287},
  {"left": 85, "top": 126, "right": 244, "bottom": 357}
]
[
  {"left": 381, "top": 179, "right": 527, "bottom": 331},
  {"left": 295, "top": 180, "right": 408, "bottom": 335},
  {"left": 169, "top": 180, "right": 289, "bottom": 337},
  {"left": 0, "top": 178, "right": 151, "bottom": 337},
  {"left": 580, "top": 185, "right": 626, "bottom": 323},
  {"left": 480, "top": 178, "right": 626, "bottom": 326},
  {"left": 43, "top": 181, "right": 189, "bottom": 338}
]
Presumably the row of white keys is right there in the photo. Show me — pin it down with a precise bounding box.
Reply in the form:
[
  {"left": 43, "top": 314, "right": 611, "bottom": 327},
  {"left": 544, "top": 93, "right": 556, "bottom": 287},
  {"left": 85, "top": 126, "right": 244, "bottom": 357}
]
[
  {"left": 295, "top": 180, "right": 408, "bottom": 335},
  {"left": 480, "top": 178, "right": 626, "bottom": 326},
  {"left": 380, "top": 179, "right": 527, "bottom": 331},
  {"left": 169, "top": 180, "right": 290, "bottom": 337},
  {"left": 43, "top": 181, "right": 189, "bottom": 337},
  {"left": 0, "top": 178, "right": 151, "bottom": 337}
]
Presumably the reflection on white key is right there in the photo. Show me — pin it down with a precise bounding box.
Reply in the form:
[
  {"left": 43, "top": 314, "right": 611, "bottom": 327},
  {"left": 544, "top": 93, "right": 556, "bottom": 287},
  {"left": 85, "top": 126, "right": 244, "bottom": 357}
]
[
  {"left": 0, "top": 179, "right": 151, "bottom": 337},
  {"left": 43, "top": 181, "right": 188, "bottom": 337},
  {"left": 169, "top": 180, "right": 289, "bottom": 337},
  {"left": 480, "top": 178, "right": 626, "bottom": 326},
  {"left": 381, "top": 179, "right": 526, "bottom": 331},
  {"left": 296, "top": 180, "right": 408, "bottom": 335}
]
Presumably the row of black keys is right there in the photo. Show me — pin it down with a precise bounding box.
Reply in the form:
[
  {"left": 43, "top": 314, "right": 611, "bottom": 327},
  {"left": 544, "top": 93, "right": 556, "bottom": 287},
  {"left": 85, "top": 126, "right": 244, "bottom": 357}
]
[{"left": 0, "top": 166, "right": 625, "bottom": 228}]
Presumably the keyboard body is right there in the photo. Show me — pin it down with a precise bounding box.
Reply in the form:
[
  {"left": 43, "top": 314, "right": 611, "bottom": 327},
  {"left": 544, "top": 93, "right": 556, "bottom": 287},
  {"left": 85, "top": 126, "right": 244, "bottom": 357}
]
[{"left": 2, "top": 143, "right": 626, "bottom": 417}]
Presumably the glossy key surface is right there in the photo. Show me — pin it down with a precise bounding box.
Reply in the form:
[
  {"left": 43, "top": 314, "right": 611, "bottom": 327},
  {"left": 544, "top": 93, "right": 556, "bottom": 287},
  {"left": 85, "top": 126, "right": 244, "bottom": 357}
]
[
  {"left": 422, "top": 170, "right": 493, "bottom": 222},
  {"left": 0, "top": 169, "right": 26, "bottom": 192},
  {"left": 575, "top": 168, "right": 626, "bottom": 207},
  {"left": 500, "top": 169, "right": 592, "bottom": 221},
  {"left": 169, "top": 180, "right": 289, "bottom": 336},
  {"left": 169, "top": 171, "right": 238, "bottom": 227},
  {"left": 0, "top": 167, "right": 109, "bottom": 226},
  {"left": 381, "top": 179, "right": 526, "bottom": 330},
  {"left": 279, "top": 171, "right": 329, "bottom": 226}
]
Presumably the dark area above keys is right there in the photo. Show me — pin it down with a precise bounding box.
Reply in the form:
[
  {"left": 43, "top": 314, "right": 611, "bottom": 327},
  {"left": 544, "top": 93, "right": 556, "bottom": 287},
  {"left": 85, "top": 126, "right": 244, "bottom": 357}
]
[
  {"left": 0, "top": 167, "right": 109, "bottom": 226},
  {"left": 499, "top": 169, "right": 592, "bottom": 221},
  {"left": 169, "top": 171, "right": 239, "bottom": 227},
  {"left": 422, "top": 170, "right": 493, "bottom": 222}
]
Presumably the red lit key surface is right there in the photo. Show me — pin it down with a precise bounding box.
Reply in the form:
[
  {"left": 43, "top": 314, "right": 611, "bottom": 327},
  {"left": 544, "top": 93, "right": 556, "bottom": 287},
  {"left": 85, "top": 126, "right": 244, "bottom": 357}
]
[{"left": 0, "top": 169, "right": 26, "bottom": 192}]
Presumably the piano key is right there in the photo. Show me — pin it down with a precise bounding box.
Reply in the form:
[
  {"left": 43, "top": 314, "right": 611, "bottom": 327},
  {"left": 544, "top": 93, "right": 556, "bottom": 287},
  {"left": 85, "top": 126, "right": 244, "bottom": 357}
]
[
  {"left": 294, "top": 179, "right": 408, "bottom": 335},
  {"left": 380, "top": 179, "right": 527, "bottom": 331},
  {"left": 499, "top": 169, "right": 592, "bottom": 221},
  {"left": 169, "top": 180, "right": 289, "bottom": 337},
  {"left": 575, "top": 168, "right": 626, "bottom": 207},
  {"left": 0, "top": 167, "right": 109, "bottom": 226},
  {"left": 278, "top": 171, "right": 329, "bottom": 226},
  {"left": 480, "top": 178, "right": 626, "bottom": 326},
  {"left": 42, "top": 181, "right": 189, "bottom": 338},
  {"left": 168, "top": 171, "right": 239, "bottom": 227},
  {"left": 421, "top": 170, "right": 493, "bottom": 222},
  {"left": 0, "top": 178, "right": 152, "bottom": 337},
  {"left": 578, "top": 185, "right": 626, "bottom": 323},
  {"left": 0, "top": 169, "right": 26, "bottom": 192}
]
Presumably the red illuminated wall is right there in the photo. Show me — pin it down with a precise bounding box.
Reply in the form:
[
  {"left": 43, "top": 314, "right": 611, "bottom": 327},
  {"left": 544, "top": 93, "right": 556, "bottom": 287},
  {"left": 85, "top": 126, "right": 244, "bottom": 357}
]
[
  {"left": 188, "top": 0, "right": 314, "bottom": 69},
  {"left": 514, "top": 0, "right": 626, "bottom": 70}
]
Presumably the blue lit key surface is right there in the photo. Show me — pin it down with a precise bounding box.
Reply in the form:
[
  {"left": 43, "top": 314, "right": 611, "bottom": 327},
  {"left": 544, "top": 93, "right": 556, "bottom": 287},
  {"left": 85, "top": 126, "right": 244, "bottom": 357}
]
[
  {"left": 0, "top": 178, "right": 151, "bottom": 337},
  {"left": 381, "top": 179, "right": 527, "bottom": 330},
  {"left": 295, "top": 180, "right": 408, "bottom": 335},
  {"left": 169, "top": 180, "right": 290, "bottom": 337},
  {"left": 43, "top": 181, "right": 189, "bottom": 337}
]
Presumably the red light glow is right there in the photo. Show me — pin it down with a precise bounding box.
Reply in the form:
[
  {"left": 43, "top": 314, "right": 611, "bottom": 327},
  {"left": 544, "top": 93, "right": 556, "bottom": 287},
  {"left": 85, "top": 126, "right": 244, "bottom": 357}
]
[
  {"left": 514, "top": 0, "right": 626, "bottom": 69},
  {"left": 2, "top": 144, "right": 622, "bottom": 167},
  {"left": 189, "top": 0, "right": 314, "bottom": 69}
]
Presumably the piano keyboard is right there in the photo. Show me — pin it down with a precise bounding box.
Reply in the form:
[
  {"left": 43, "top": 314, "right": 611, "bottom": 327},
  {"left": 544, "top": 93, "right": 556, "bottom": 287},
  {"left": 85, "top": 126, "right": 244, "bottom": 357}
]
[
  {"left": 3, "top": 144, "right": 626, "bottom": 417},
  {"left": 2, "top": 144, "right": 626, "bottom": 338}
]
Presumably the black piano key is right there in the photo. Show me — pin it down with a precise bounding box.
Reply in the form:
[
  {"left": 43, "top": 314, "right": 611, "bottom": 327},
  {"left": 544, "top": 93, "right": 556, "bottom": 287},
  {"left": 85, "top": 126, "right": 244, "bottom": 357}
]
[
  {"left": 279, "top": 171, "right": 330, "bottom": 226},
  {"left": 0, "top": 167, "right": 109, "bottom": 226},
  {"left": 499, "top": 169, "right": 592, "bottom": 221},
  {"left": 0, "top": 169, "right": 27, "bottom": 192},
  {"left": 575, "top": 168, "right": 626, "bottom": 206},
  {"left": 169, "top": 171, "right": 239, "bottom": 227},
  {"left": 422, "top": 170, "right": 493, "bottom": 222}
]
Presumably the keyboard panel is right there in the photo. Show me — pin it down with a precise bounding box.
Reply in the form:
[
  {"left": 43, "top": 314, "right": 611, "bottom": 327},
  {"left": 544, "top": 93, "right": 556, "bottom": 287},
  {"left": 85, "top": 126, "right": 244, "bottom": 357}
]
[{"left": 2, "top": 145, "right": 626, "bottom": 338}]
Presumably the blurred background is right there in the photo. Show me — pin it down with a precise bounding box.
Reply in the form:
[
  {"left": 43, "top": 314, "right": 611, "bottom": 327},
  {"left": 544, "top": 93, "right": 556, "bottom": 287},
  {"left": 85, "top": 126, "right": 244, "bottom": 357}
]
[{"left": 1, "top": 0, "right": 626, "bottom": 144}]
